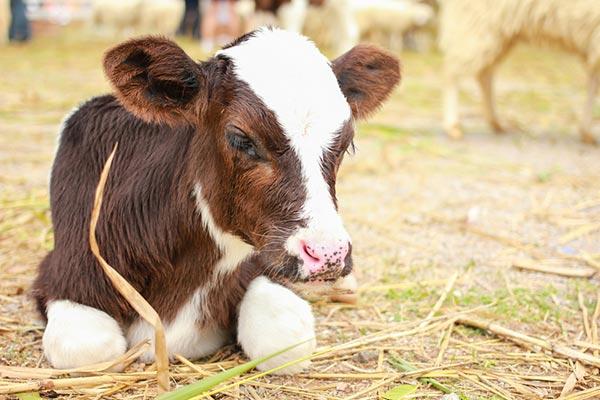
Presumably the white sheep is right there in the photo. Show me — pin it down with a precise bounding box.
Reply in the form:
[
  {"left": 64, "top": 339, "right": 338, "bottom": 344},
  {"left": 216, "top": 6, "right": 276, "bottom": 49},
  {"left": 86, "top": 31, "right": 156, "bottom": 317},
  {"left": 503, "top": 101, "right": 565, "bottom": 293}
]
[
  {"left": 90, "top": 0, "right": 183, "bottom": 36},
  {"left": 278, "top": 0, "right": 309, "bottom": 33},
  {"left": 440, "top": 0, "right": 600, "bottom": 144},
  {"left": 138, "top": 0, "right": 184, "bottom": 36},
  {"left": 90, "top": 0, "right": 143, "bottom": 35},
  {"left": 238, "top": 0, "right": 308, "bottom": 36},
  {"left": 240, "top": 0, "right": 432, "bottom": 61},
  {"left": 302, "top": 0, "right": 357, "bottom": 55},
  {"left": 303, "top": 0, "right": 433, "bottom": 56},
  {"left": 351, "top": 0, "right": 433, "bottom": 52}
]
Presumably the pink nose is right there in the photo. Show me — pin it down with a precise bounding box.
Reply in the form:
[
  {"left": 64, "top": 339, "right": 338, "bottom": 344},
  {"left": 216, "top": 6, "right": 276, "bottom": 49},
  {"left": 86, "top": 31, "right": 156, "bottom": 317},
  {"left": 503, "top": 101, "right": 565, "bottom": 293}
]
[{"left": 300, "top": 240, "right": 350, "bottom": 274}]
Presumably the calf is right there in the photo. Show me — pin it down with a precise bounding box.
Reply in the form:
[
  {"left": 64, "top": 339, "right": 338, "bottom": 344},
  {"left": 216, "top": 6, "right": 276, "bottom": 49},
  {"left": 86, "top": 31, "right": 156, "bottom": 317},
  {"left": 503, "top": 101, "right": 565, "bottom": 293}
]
[{"left": 34, "top": 28, "right": 400, "bottom": 372}]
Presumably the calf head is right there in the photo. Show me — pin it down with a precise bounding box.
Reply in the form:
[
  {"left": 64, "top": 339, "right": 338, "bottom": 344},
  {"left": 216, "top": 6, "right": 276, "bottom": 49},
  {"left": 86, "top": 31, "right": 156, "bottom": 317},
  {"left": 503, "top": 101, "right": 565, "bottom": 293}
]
[{"left": 103, "top": 28, "right": 400, "bottom": 282}]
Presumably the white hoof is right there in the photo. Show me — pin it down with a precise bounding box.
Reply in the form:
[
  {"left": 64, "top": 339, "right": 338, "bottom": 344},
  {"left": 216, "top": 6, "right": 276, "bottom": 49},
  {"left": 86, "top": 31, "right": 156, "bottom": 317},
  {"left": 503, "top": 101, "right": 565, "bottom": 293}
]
[
  {"left": 330, "top": 273, "right": 358, "bottom": 304},
  {"left": 43, "top": 300, "right": 127, "bottom": 369},
  {"left": 238, "top": 277, "right": 316, "bottom": 374}
]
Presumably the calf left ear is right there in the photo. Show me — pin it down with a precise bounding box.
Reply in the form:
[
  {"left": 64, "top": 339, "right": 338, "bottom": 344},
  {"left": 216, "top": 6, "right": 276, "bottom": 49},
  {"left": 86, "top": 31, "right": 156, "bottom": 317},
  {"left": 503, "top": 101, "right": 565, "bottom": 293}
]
[
  {"left": 103, "top": 36, "right": 203, "bottom": 125},
  {"left": 332, "top": 44, "right": 401, "bottom": 120}
]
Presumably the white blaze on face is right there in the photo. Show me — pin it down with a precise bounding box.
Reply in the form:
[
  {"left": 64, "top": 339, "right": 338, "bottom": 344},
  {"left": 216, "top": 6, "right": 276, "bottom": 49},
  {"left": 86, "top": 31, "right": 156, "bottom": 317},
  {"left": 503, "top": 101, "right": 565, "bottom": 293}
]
[{"left": 218, "top": 28, "right": 352, "bottom": 259}]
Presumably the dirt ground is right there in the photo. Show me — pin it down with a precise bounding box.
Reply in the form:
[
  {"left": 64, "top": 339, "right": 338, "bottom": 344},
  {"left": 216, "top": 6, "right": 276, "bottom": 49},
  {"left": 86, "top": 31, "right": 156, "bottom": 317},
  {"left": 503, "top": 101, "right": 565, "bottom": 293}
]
[{"left": 1, "top": 30, "right": 600, "bottom": 399}]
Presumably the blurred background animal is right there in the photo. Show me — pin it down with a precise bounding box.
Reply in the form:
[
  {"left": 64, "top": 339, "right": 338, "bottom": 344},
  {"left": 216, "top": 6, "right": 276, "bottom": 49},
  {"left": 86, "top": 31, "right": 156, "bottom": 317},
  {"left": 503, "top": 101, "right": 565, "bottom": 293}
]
[
  {"left": 440, "top": 0, "right": 600, "bottom": 144},
  {"left": 90, "top": 0, "right": 184, "bottom": 36},
  {"left": 90, "top": 0, "right": 143, "bottom": 36},
  {"left": 138, "top": 0, "right": 184, "bottom": 36},
  {"left": 240, "top": 0, "right": 434, "bottom": 56},
  {"left": 238, "top": 0, "right": 311, "bottom": 36}
]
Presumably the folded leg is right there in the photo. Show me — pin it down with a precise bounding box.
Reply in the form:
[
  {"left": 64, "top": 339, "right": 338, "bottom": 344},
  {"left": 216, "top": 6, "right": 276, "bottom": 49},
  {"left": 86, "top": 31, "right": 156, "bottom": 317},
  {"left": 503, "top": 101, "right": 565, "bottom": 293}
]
[
  {"left": 43, "top": 300, "right": 127, "bottom": 369},
  {"left": 237, "top": 277, "right": 316, "bottom": 374}
]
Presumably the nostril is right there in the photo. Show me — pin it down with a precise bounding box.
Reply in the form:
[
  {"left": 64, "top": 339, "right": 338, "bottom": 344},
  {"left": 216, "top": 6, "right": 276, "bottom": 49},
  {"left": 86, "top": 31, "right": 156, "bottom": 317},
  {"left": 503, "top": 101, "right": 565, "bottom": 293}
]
[{"left": 302, "top": 242, "right": 320, "bottom": 262}]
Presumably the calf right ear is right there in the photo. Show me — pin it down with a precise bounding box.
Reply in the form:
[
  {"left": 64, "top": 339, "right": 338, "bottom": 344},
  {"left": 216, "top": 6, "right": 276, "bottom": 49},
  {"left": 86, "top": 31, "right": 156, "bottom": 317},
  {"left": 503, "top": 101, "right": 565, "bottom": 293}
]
[{"left": 103, "top": 37, "right": 203, "bottom": 125}]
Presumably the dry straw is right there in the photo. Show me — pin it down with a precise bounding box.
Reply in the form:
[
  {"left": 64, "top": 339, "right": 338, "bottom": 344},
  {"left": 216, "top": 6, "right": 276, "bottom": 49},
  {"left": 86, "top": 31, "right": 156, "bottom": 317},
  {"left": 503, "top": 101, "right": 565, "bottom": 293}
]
[
  {"left": 512, "top": 258, "right": 597, "bottom": 278},
  {"left": 88, "top": 143, "right": 170, "bottom": 392},
  {"left": 457, "top": 316, "right": 600, "bottom": 368}
]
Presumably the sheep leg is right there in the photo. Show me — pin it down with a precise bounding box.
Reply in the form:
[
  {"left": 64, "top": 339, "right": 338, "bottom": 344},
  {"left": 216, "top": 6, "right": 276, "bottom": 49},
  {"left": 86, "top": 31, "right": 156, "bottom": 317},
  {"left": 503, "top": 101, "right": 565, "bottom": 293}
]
[
  {"left": 334, "top": 4, "right": 359, "bottom": 55},
  {"left": 443, "top": 75, "right": 463, "bottom": 139},
  {"left": 580, "top": 71, "right": 598, "bottom": 145},
  {"left": 477, "top": 67, "right": 504, "bottom": 134}
]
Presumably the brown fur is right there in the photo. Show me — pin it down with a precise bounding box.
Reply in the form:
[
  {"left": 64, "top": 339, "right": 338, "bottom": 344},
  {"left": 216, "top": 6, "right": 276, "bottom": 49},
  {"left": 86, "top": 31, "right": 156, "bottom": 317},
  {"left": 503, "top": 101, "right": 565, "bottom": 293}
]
[
  {"left": 103, "top": 37, "right": 203, "bottom": 126},
  {"left": 332, "top": 44, "right": 401, "bottom": 119}
]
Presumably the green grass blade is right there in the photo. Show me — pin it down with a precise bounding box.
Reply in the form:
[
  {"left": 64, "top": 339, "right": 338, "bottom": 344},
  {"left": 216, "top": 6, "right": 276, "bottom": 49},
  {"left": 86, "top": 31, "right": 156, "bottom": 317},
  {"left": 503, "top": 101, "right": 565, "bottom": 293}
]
[
  {"left": 198, "top": 342, "right": 347, "bottom": 399},
  {"left": 388, "top": 354, "right": 469, "bottom": 400},
  {"left": 158, "top": 339, "right": 312, "bottom": 400},
  {"left": 382, "top": 384, "right": 417, "bottom": 400},
  {"left": 16, "top": 393, "right": 42, "bottom": 400}
]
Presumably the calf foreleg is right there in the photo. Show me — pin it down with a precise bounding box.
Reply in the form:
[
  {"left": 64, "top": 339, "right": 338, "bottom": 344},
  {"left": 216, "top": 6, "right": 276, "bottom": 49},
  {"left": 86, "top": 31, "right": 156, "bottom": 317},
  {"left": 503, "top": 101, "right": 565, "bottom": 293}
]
[
  {"left": 43, "top": 300, "right": 127, "bottom": 369},
  {"left": 237, "top": 277, "right": 316, "bottom": 374}
]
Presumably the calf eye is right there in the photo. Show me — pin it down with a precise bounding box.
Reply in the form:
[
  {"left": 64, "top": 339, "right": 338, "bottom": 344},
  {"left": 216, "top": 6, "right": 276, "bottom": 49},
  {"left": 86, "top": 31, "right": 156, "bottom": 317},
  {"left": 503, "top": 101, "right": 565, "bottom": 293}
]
[{"left": 226, "top": 129, "right": 261, "bottom": 160}]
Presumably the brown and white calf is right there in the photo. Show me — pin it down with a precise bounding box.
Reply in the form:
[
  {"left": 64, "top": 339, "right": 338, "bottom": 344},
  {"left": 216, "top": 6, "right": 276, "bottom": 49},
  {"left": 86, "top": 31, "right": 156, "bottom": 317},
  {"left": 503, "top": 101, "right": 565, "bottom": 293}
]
[{"left": 34, "top": 28, "right": 400, "bottom": 372}]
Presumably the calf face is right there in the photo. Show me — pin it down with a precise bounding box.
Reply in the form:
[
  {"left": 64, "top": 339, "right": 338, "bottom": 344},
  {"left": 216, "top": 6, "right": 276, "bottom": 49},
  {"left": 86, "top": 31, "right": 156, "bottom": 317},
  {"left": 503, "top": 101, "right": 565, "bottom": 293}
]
[{"left": 103, "top": 28, "right": 399, "bottom": 282}]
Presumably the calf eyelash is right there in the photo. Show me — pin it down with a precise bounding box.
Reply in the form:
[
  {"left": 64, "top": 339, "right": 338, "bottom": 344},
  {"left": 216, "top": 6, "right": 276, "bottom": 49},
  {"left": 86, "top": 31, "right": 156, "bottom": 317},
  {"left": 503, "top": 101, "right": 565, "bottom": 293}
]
[{"left": 226, "top": 129, "right": 261, "bottom": 160}]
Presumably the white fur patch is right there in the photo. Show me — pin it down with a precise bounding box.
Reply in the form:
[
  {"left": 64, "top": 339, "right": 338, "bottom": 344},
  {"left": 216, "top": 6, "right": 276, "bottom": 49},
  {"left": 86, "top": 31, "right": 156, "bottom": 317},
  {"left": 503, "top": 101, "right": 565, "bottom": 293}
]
[
  {"left": 43, "top": 300, "right": 127, "bottom": 369},
  {"left": 131, "top": 184, "right": 252, "bottom": 363},
  {"left": 218, "top": 28, "right": 351, "bottom": 256},
  {"left": 51, "top": 103, "right": 82, "bottom": 186},
  {"left": 193, "top": 184, "right": 254, "bottom": 276},
  {"left": 238, "top": 277, "right": 316, "bottom": 374},
  {"left": 127, "top": 287, "right": 227, "bottom": 362},
  {"left": 55, "top": 104, "right": 81, "bottom": 153}
]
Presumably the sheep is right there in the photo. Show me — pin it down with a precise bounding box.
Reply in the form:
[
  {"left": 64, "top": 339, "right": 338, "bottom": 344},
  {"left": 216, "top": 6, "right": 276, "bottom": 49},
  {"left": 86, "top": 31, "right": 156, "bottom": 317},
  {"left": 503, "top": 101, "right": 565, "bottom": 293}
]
[
  {"left": 239, "top": 0, "right": 308, "bottom": 35},
  {"left": 237, "top": 1, "right": 431, "bottom": 69},
  {"left": 90, "top": 0, "right": 183, "bottom": 36},
  {"left": 302, "top": 0, "right": 434, "bottom": 56},
  {"left": 138, "top": 0, "right": 184, "bottom": 36},
  {"left": 439, "top": 0, "right": 600, "bottom": 144},
  {"left": 351, "top": 0, "right": 434, "bottom": 52},
  {"left": 90, "top": 0, "right": 143, "bottom": 35},
  {"left": 302, "top": 0, "right": 357, "bottom": 55},
  {"left": 276, "top": 0, "right": 309, "bottom": 33}
]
